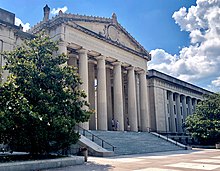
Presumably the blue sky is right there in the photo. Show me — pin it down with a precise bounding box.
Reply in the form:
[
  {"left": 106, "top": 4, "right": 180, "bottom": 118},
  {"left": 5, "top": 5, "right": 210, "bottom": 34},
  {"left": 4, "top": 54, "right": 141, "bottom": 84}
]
[
  {"left": 1, "top": 0, "right": 220, "bottom": 92},
  {"left": 0, "top": 0, "right": 195, "bottom": 55}
]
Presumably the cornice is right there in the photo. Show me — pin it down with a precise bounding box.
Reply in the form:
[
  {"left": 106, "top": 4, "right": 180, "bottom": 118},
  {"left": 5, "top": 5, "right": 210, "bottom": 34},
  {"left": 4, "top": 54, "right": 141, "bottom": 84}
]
[
  {"left": 0, "top": 19, "right": 34, "bottom": 39},
  {"left": 147, "top": 69, "right": 213, "bottom": 95},
  {"left": 28, "top": 13, "right": 111, "bottom": 34}
]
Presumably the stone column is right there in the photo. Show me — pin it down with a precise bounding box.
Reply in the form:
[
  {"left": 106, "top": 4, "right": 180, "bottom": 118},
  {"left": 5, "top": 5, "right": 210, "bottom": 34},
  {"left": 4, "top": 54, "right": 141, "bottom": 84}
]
[
  {"left": 57, "top": 42, "right": 68, "bottom": 68},
  {"left": 97, "top": 56, "right": 107, "bottom": 130},
  {"left": 139, "top": 70, "right": 149, "bottom": 131},
  {"left": 68, "top": 53, "right": 78, "bottom": 67},
  {"left": 78, "top": 49, "right": 89, "bottom": 130},
  {"left": 193, "top": 99, "right": 197, "bottom": 113},
  {"left": 58, "top": 42, "right": 67, "bottom": 55},
  {"left": 176, "top": 93, "right": 182, "bottom": 133},
  {"left": 0, "top": 40, "right": 2, "bottom": 83},
  {"left": 136, "top": 74, "right": 141, "bottom": 131},
  {"left": 168, "top": 91, "right": 175, "bottom": 132},
  {"left": 113, "top": 62, "right": 124, "bottom": 131},
  {"left": 182, "top": 95, "right": 187, "bottom": 122},
  {"left": 88, "top": 62, "right": 96, "bottom": 130},
  {"left": 127, "top": 66, "right": 138, "bottom": 131},
  {"left": 106, "top": 67, "right": 113, "bottom": 130},
  {"left": 122, "top": 71, "right": 127, "bottom": 130},
  {"left": 188, "top": 97, "right": 192, "bottom": 115}
]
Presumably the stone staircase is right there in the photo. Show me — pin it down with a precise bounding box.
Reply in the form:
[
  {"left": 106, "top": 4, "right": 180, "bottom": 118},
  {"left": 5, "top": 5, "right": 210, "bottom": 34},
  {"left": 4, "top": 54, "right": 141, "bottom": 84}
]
[{"left": 86, "top": 130, "right": 184, "bottom": 155}]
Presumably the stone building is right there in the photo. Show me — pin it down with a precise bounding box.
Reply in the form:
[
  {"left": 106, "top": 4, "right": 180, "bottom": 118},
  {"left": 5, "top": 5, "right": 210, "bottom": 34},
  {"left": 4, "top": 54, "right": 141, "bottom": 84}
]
[
  {"left": 0, "top": 6, "right": 212, "bottom": 134},
  {"left": 0, "top": 8, "right": 34, "bottom": 82},
  {"left": 148, "top": 69, "right": 212, "bottom": 133}
]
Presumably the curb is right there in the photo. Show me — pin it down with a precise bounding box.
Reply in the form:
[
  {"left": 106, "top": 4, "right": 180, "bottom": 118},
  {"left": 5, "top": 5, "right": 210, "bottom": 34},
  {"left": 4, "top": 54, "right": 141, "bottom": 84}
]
[{"left": 0, "top": 156, "right": 84, "bottom": 171}]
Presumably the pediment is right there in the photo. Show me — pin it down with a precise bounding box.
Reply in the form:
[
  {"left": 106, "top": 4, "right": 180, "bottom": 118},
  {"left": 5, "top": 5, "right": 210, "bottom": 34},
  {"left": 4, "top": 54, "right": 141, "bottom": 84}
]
[
  {"left": 62, "top": 14, "right": 149, "bottom": 56},
  {"left": 29, "top": 12, "right": 150, "bottom": 59}
]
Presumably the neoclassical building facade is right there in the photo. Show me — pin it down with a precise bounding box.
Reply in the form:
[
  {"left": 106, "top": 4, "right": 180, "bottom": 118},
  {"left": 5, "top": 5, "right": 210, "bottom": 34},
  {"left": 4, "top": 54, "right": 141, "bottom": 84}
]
[
  {"left": 0, "top": 6, "right": 212, "bottom": 134},
  {"left": 148, "top": 69, "right": 212, "bottom": 133}
]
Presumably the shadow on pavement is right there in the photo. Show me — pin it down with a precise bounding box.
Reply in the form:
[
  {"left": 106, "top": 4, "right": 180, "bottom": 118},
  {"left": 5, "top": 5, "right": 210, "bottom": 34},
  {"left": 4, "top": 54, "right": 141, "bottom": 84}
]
[{"left": 42, "top": 161, "right": 113, "bottom": 171}]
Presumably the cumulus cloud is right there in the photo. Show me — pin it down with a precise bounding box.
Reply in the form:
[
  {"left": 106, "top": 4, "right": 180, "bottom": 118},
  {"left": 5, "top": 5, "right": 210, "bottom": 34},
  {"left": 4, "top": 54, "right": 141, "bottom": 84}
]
[
  {"left": 51, "top": 6, "right": 68, "bottom": 15},
  {"left": 149, "top": 0, "right": 220, "bottom": 92},
  {"left": 212, "top": 77, "right": 220, "bottom": 87},
  {"left": 15, "top": 17, "right": 30, "bottom": 32}
]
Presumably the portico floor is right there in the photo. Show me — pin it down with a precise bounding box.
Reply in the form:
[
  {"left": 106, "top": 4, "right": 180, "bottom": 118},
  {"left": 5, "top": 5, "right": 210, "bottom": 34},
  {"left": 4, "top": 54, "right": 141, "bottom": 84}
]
[{"left": 43, "top": 149, "right": 220, "bottom": 171}]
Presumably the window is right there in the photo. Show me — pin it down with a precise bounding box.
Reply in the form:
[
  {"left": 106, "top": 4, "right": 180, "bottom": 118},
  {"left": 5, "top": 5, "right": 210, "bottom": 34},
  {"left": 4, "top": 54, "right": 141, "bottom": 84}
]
[
  {"left": 175, "top": 118, "right": 177, "bottom": 132},
  {"left": 168, "top": 117, "right": 171, "bottom": 132},
  {"left": 173, "top": 93, "right": 176, "bottom": 101}
]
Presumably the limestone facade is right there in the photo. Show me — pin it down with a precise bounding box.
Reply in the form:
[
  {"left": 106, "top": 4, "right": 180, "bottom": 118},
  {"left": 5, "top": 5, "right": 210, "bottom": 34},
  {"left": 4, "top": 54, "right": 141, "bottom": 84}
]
[
  {"left": 148, "top": 69, "right": 212, "bottom": 133},
  {"left": 0, "top": 8, "right": 33, "bottom": 82},
  {"left": 0, "top": 6, "right": 212, "bottom": 133}
]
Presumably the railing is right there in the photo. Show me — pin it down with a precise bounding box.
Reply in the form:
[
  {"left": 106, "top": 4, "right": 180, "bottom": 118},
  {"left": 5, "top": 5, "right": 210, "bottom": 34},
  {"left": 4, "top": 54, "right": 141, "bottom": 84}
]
[
  {"left": 146, "top": 127, "right": 190, "bottom": 147},
  {"left": 75, "top": 125, "right": 116, "bottom": 152}
]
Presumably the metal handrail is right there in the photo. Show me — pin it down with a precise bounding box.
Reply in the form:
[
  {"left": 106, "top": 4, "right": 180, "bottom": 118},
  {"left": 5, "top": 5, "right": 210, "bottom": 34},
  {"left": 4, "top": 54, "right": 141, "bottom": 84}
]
[
  {"left": 75, "top": 125, "right": 116, "bottom": 152},
  {"left": 147, "top": 127, "right": 191, "bottom": 136},
  {"left": 146, "top": 127, "right": 187, "bottom": 146}
]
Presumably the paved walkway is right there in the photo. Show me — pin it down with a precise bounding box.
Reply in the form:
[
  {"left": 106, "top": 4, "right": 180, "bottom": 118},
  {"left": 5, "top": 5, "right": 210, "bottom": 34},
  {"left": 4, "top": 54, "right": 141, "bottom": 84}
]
[{"left": 43, "top": 149, "right": 220, "bottom": 171}]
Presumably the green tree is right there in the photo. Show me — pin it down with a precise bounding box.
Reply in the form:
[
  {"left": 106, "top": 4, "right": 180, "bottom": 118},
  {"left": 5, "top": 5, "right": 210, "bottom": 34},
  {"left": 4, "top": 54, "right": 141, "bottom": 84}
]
[
  {"left": 185, "top": 93, "right": 220, "bottom": 145},
  {"left": 0, "top": 34, "right": 92, "bottom": 154}
]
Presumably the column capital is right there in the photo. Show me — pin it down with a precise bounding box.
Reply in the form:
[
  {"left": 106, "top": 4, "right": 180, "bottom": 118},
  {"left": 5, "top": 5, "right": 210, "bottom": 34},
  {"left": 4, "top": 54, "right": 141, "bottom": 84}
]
[
  {"left": 112, "top": 61, "right": 121, "bottom": 66},
  {"left": 175, "top": 93, "right": 180, "bottom": 97},
  {"left": 77, "top": 48, "right": 88, "bottom": 54},
  {"left": 96, "top": 55, "right": 106, "bottom": 61},
  {"left": 58, "top": 41, "right": 67, "bottom": 46},
  {"left": 88, "top": 59, "right": 96, "bottom": 64},
  {"left": 182, "top": 94, "right": 186, "bottom": 99},
  {"left": 106, "top": 65, "right": 113, "bottom": 69},
  {"left": 137, "top": 69, "right": 147, "bottom": 75},
  {"left": 127, "top": 65, "right": 135, "bottom": 71},
  {"left": 68, "top": 53, "right": 78, "bottom": 58}
]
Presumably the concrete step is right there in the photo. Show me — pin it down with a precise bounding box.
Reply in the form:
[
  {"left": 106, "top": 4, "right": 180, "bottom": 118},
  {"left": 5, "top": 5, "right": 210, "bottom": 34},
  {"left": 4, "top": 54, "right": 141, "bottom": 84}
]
[
  {"left": 86, "top": 131, "right": 184, "bottom": 155},
  {"left": 78, "top": 135, "right": 114, "bottom": 157}
]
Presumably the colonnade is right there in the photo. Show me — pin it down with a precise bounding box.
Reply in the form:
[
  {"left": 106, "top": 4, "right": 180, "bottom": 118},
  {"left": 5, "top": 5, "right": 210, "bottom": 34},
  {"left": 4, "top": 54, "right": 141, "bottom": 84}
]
[
  {"left": 58, "top": 43, "right": 149, "bottom": 132},
  {"left": 167, "top": 91, "right": 198, "bottom": 133}
]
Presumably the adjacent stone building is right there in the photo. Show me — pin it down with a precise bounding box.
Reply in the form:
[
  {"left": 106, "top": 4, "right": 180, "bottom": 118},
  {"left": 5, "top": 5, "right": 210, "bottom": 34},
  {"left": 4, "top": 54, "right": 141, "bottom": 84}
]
[
  {"left": 0, "top": 6, "right": 212, "bottom": 134},
  {"left": 148, "top": 69, "right": 212, "bottom": 133},
  {"left": 0, "top": 8, "right": 34, "bottom": 82}
]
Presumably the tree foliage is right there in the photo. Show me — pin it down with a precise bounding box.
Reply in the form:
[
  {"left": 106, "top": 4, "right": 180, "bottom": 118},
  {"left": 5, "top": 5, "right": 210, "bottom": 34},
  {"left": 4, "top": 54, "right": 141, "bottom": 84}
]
[
  {"left": 185, "top": 93, "right": 220, "bottom": 145},
  {"left": 0, "top": 34, "right": 92, "bottom": 154}
]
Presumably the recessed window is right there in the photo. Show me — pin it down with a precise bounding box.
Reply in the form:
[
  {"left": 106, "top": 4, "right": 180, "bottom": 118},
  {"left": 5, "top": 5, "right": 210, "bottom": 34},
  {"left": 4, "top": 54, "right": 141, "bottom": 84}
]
[
  {"left": 180, "top": 107, "right": 183, "bottom": 115},
  {"left": 175, "top": 118, "right": 177, "bottom": 132},
  {"left": 173, "top": 94, "right": 176, "bottom": 101}
]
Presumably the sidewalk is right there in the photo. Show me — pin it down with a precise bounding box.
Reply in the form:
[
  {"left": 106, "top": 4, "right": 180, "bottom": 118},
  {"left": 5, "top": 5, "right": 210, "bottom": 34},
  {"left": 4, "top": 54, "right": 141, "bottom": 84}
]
[{"left": 43, "top": 149, "right": 220, "bottom": 171}]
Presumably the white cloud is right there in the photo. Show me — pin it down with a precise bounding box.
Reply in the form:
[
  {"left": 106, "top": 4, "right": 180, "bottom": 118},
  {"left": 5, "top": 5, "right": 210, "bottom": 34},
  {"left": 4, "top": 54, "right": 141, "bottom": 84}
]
[
  {"left": 149, "top": 0, "right": 220, "bottom": 92},
  {"left": 15, "top": 17, "right": 30, "bottom": 32},
  {"left": 212, "top": 77, "right": 220, "bottom": 87},
  {"left": 51, "top": 6, "right": 68, "bottom": 15},
  {"left": 208, "top": 76, "right": 220, "bottom": 92}
]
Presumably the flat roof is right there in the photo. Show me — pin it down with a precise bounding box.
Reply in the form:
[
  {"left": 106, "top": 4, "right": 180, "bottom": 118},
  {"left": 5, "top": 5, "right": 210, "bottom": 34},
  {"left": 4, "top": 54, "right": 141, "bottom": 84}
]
[
  {"left": 148, "top": 69, "right": 213, "bottom": 95},
  {"left": 0, "top": 8, "right": 15, "bottom": 25}
]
